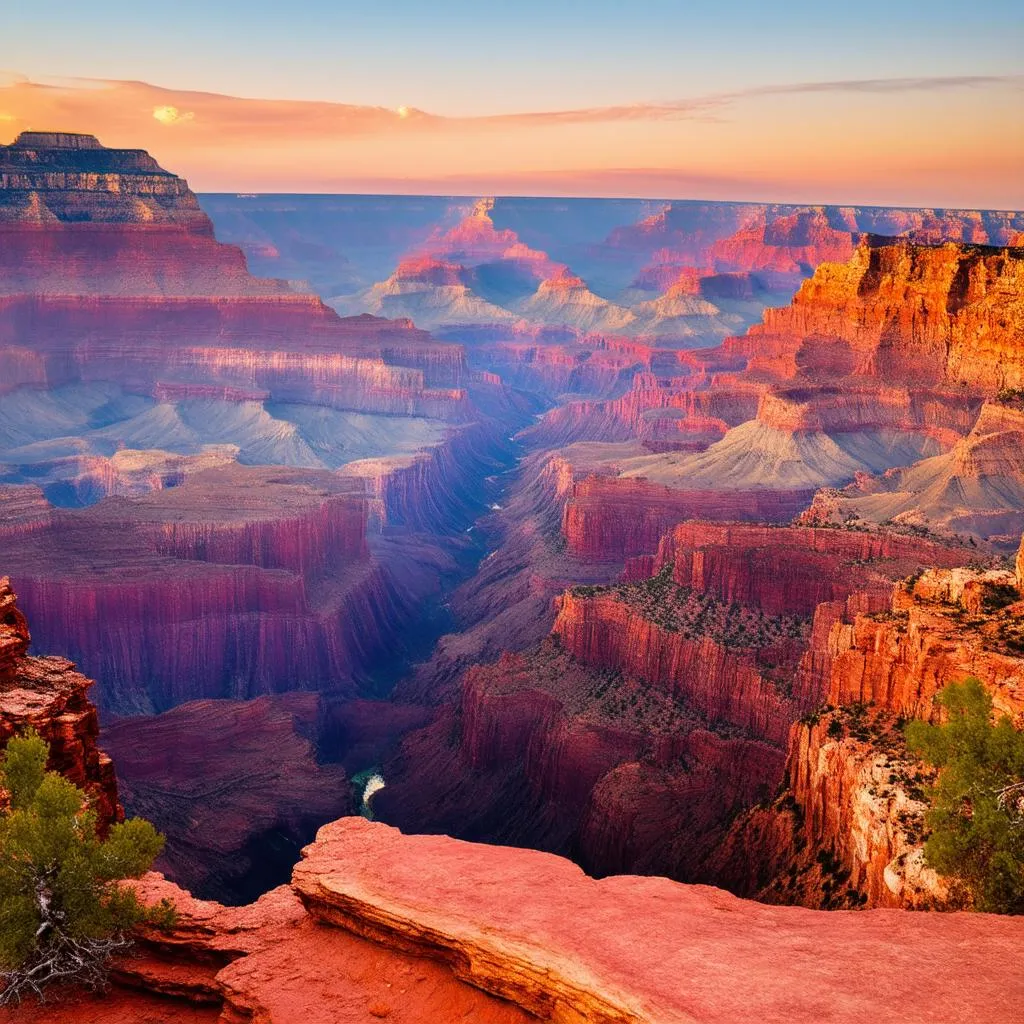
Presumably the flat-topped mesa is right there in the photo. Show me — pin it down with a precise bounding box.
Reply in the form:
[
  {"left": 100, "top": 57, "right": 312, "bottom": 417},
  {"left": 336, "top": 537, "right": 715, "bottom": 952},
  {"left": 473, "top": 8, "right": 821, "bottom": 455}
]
[
  {"left": 0, "top": 577, "right": 121, "bottom": 830},
  {"left": 626, "top": 522, "right": 970, "bottom": 617},
  {"left": 0, "top": 130, "right": 209, "bottom": 231},
  {"left": 0, "top": 130, "right": 295, "bottom": 298},
  {"left": 0, "top": 133, "right": 470, "bottom": 401},
  {"left": 728, "top": 238, "right": 1024, "bottom": 390}
]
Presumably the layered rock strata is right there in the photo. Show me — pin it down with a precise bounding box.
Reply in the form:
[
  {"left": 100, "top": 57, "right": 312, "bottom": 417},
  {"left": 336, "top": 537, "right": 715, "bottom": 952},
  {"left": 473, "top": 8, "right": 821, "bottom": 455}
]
[
  {"left": 714, "top": 548, "right": 1024, "bottom": 909},
  {"left": 0, "top": 577, "right": 121, "bottom": 828}
]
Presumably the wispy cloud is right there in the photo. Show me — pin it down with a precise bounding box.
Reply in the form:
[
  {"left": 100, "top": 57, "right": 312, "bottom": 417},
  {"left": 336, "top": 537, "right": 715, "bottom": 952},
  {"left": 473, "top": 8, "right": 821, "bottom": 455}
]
[
  {"left": 1, "top": 72, "right": 1018, "bottom": 142},
  {"left": 1, "top": 72, "right": 1019, "bottom": 206},
  {"left": 730, "top": 74, "right": 1022, "bottom": 99}
]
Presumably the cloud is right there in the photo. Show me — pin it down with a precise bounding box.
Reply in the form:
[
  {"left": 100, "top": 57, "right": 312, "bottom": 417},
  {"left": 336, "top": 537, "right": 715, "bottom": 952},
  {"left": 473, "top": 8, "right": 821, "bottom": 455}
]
[
  {"left": 0, "top": 72, "right": 1019, "bottom": 207},
  {"left": 734, "top": 74, "right": 1023, "bottom": 98},
  {"left": 0, "top": 72, "right": 1018, "bottom": 146},
  {"left": 152, "top": 105, "right": 195, "bottom": 126}
]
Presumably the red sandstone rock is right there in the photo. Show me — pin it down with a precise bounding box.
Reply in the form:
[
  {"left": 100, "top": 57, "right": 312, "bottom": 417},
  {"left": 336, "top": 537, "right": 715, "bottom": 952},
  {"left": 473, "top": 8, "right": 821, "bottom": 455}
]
[
  {"left": 6, "top": 816, "right": 1023, "bottom": 1023},
  {"left": 562, "top": 473, "right": 813, "bottom": 560},
  {"left": 628, "top": 522, "right": 969, "bottom": 616},
  {"left": 292, "top": 818, "right": 1024, "bottom": 1024},
  {"left": 727, "top": 239, "right": 1024, "bottom": 389},
  {"left": 0, "top": 577, "right": 121, "bottom": 829},
  {"left": 716, "top": 555, "right": 1024, "bottom": 909}
]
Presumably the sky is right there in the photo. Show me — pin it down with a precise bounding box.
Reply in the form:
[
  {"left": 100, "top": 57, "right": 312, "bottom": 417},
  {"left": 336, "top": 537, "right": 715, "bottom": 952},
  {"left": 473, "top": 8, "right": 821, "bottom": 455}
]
[{"left": 2, "top": 0, "right": 1023, "bottom": 206}]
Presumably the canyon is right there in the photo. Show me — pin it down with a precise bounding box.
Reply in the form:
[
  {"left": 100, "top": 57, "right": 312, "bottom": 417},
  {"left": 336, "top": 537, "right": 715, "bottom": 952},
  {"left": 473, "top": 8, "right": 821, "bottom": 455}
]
[
  {"left": 5, "top": 587, "right": 1024, "bottom": 1021},
  {"left": 1, "top": 128, "right": 1024, "bottom": 1019}
]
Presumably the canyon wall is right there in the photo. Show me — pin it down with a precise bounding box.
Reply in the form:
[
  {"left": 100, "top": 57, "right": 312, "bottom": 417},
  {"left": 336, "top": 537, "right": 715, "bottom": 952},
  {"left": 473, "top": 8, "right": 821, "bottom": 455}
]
[
  {"left": 714, "top": 553, "right": 1024, "bottom": 909},
  {"left": 727, "top": 239, "right": 1024, "bottom": 390}
]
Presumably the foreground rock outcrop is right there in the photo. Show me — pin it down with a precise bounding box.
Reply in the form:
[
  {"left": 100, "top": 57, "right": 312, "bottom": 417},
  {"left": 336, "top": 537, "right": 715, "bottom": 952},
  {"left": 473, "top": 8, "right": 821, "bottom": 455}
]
[{"left": 13, "top": 817, "right": 1022, "bottom": 1024}]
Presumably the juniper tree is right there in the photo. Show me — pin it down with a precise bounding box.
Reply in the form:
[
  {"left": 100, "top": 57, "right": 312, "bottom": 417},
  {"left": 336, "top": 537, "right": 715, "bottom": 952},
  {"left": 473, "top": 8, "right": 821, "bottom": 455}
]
[
  {"left": 906, "top": 678, "right": 1024, "bottom": 913},
  {"left": 0, "top": 731, "right": 172, "bottom": 1005}
]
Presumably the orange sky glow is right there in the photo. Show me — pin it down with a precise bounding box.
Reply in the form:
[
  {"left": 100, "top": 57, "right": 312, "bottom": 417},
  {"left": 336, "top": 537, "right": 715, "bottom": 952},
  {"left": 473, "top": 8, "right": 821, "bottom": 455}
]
[{"left": 1, "top": 74, "right": 1021, "bottom": 207}]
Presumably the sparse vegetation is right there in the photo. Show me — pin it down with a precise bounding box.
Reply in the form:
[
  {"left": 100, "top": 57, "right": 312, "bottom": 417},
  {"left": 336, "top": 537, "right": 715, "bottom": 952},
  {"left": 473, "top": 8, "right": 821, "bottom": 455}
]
[
  {"left": 995, "top": 387, "right": 1024, "bottom": 407},
  {"left": 981, "top": 582, "right": 1020, "bottom": 614},
  {"left": 0, "top": 731, "right": 173, "bottom": 1005},
  {"left": 571, "top": 564, "right": 810, "bottom": 653},
  {"left": 906, "top": 679, "right": 1024, "bottom": 914}
]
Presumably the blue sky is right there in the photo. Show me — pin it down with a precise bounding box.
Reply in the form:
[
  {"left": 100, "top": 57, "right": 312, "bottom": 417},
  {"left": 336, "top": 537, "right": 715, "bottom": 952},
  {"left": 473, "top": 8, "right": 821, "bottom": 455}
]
[{"left": 6, "top": 0, "right": 1022, "bottom": 114}]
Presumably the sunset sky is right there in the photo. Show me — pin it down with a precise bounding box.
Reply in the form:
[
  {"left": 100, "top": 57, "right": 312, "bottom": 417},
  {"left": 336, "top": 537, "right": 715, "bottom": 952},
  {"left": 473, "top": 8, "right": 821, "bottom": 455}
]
[{"left": 3, "top": 0, "right": 1023, "bottom": 205}]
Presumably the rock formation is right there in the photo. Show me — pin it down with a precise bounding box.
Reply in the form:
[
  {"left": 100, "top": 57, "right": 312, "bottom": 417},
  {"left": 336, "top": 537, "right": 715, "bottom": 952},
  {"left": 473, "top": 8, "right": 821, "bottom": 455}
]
[
  {"left": 12, "top": 817, "right": 1023, "bottom": 1024},
  {"left": 0, "top": 133, "right": 522, "bottom": 716},
  {"left": 713, "top": 553, "right": 1024, "bottom": 909},
  {"left": 0, "top": 577, "right": 121, "bottom": 829},
  {"left": 727, "top": 238, "right": 1024, "bottom": 390},
  {"left": 801, "top": 398, "right": 1024, "bottom": 551}
]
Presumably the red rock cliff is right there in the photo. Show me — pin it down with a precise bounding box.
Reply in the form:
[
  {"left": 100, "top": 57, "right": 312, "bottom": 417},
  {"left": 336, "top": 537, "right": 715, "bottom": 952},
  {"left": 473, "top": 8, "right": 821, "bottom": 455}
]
[
  {"left": 0, "top": 576, "right": 121, "bottom": 830},
  {"left": 729, "top": 239, "right": 1024, "bottom": 389}
]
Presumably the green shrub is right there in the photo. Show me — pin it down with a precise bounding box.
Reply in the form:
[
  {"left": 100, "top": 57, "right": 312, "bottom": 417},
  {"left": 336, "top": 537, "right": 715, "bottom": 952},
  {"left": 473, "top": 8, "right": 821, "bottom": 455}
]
[
  {"left": 0, "top": 731, "right": 172, "bottom": 1004},
  {"left": 906, "top": 679, "right": 1024, "bottom": 913}
]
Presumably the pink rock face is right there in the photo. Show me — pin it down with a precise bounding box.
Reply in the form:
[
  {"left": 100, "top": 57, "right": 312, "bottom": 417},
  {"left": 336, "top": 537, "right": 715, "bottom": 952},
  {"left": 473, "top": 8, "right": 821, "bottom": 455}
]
[
  {"left": 2, "top": 467, "right": 392, "bottom": 713},
  {"left": 292, "top": 818, "right": 1024, "bottom": 1024},
  {"left": 707, "top": 208, "right": 859, "bottom": 286},
  {"left": 562, "top": 475, "right": 814, "bottom": 560},
  {"left": 628, "top": 522, "right": 969, "bottom": 616},
  {"left": 4, "top": 817, "right": 1022, "bottom": 1023},
  {"left": 0, "top": 133, "right": 470, "bottom": 413},
  {"left": 716, "top": 557, "right": 1024, "bottom": 911},
  {"left": 523, "top": 378, "right": 757, "bottom": 450},
  {"left": 552, "top": 591, "right": 800, "bottom": 745}
]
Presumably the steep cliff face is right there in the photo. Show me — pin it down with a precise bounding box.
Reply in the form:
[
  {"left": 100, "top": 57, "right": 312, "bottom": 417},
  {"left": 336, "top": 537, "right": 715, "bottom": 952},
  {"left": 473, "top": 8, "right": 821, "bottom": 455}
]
[
  {"left": 715, "top": 558, "right": 1024, "bottom": 909},
  {"left": 378, "top": 512, "right": 982, "bottom": 890},
  {"left": 0, "top": 132, "right": 469, "bottom": 419},
  {"left": 562, "top": 474, "right": 813, "bottom": 560},
  {"left": 0, "top": 132, "right": 210, "bottom": 229},
  {"left": 616, "top": 202, "right": 1023, "bottom": 300},
  {"left": 627, "top": 523, "right": 970, "bottom": 616},
  {"left": 377, "top": 634, "right": 784, "bottom": 880},
  {"left": 522, "top": 377, "right": 759, "bottom": 451},
  {"left": 340, "top": 419, "right": 508, "bottom": 532},
  {"left": 551, "top": 588, "right": 803, "bottom": 746},
  {"left": 730, "top": 239, "right": 1024, "bottom": 390},
  {"left": 2, "top": 467, "right": 411, "bottom": 713},
  {"left": 0, "top": 577, "right": 121, "bottom": 830}
]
